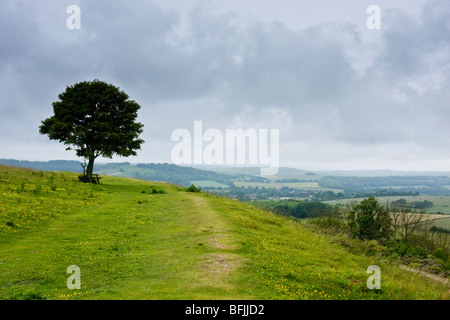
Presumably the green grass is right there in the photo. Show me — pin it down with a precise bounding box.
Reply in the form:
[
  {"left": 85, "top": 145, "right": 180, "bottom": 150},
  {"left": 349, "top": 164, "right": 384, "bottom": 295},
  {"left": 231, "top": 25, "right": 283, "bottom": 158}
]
[{"left": 0, "top": 165, "right": 448, "bottom": 300}]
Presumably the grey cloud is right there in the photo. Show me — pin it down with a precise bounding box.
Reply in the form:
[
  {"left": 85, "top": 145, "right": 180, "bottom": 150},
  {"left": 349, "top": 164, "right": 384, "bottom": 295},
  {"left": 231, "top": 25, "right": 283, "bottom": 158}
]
[{"left": 0, "top": 0, "right": 448, "bottom": 169}]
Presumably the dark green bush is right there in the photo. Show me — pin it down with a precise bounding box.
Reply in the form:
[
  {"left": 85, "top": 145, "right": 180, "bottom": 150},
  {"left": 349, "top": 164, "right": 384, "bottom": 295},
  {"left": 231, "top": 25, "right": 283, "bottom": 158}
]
[
  {"left": 387, "top": 240, "right": 430, "bottom": 259},
  {"left": 186, "top": 184, "right": 201, "bottom": 193},
  {"left": 142, "top": 187, "right": 166, "bottom": 194},
  {"left": 432, "top": 247, "right": 449, "bottom": 261}
]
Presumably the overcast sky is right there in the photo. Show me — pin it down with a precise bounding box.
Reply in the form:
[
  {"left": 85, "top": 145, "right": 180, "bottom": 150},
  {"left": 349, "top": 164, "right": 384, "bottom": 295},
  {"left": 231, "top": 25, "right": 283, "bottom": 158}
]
[{"left": 1, "top": 0, "right": 449, "bottom": 171}]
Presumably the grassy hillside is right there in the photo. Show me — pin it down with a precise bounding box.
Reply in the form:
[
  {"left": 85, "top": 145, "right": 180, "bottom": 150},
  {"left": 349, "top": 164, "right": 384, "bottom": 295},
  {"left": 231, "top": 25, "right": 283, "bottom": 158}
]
[{"left": 0, "top": 165, "right": 448, "bottom": 300}]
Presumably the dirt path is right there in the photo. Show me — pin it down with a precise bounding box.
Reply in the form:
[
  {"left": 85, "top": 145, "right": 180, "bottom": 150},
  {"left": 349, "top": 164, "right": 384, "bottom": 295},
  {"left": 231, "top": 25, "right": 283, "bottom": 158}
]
[
  {"left": 400, "top": 265, "right": 449, "bottom": 285},
  {"left": 186, "top": 193, "right": 245, "bottom": 294}
]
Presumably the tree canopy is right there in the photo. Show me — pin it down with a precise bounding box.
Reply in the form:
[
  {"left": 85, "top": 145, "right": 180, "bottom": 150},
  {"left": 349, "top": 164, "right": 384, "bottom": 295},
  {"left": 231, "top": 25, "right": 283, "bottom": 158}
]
[{"left": 39, "top": 80, "right": 144, "bottom": 176}]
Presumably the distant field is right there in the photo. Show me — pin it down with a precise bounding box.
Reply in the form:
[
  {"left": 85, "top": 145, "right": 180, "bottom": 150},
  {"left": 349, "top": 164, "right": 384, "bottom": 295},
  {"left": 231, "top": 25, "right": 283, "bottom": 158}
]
[
  {"left": 278, "top": 182, "right": 342, "bottom": 192},
  {"left": 325, "top": 195, "right": 450, "bottom": 215},
  {"left": 234, "top": 181, "right": 341, "bottom": 192},
  {"left": 427, "top": 217, "right": 450, "bottom": 230},
  {"left": 233, "top": 181, "right": 279, "bottom": 189},
  {"left": 190, "top": 180, "right": 229, "bottom": 189}
]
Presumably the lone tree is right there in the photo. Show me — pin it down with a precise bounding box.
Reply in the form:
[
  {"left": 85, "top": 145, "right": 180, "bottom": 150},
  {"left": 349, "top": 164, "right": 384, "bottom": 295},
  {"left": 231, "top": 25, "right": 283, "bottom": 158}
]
[{"left": 39, "top": 80, "right": 144, "bottom": 180}]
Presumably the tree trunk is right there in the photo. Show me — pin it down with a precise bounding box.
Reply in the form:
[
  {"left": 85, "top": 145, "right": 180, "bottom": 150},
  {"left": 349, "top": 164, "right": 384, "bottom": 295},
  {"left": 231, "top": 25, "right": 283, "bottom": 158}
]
[{"left": 87, "top": 156, "right": 95, "bottom": 176}]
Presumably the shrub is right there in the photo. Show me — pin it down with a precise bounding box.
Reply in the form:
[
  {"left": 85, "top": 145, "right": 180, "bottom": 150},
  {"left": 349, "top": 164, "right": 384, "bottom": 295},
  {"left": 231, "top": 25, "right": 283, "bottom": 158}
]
[
  {"left": 186, "top": 184, "right": 201, "bottom": 193},
  {"left": 433, "top": 247, "right": 449, "bottom": 261},
  {"left": 347, "top": 196, "right": 392, "bottom": 243},
  {"left": 142, "top": 187, "right": 166, "bottom": 194},
  {"left": 411, "top": 245, "right": 430, "bottom": 259},
  {"left": 387, "top": 240, "right": 430, "bottom": 259}
]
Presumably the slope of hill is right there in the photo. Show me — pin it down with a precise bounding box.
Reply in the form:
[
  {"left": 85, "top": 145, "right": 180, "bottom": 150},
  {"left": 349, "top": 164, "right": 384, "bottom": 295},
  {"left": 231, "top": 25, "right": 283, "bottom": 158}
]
[
  {"left": 0, "top": 159, "right": 239, "bottom": 187},
  {"left": 0, "top": 159, "right": 84, "bottom": 173},
  {"left": 0, "top": 165, "right": 448, "bottom": 300}
]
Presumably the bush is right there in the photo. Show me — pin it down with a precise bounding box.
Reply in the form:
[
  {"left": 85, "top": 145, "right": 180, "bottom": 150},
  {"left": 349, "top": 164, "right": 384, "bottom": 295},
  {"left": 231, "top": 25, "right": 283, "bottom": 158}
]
[
  {"left": 142, "top": 187, "right": 166, "bottom": 194},
  {"left": 411, "top": 245, "right": 430, "bottom": 259},
  {"left": 186, "top": 184, "right": 201, "bottom": 193},
  {"left": 443, "top": 259, "right": 450, "bottom": 271},
  {"left": 387, "top": 240, "right": 410, "bottom": 257},
  {"left": 387, "top": 240, "right": 430, "bottom": 259},
  {"left": 433, "top": 247, "right": 449, "bottom": 261}
]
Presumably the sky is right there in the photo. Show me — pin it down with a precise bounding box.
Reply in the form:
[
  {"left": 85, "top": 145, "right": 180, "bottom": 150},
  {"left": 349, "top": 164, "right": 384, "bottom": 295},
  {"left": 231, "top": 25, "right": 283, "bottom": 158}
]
[{"left": 0, "top": 0, "right": 449, "bottom": 171}]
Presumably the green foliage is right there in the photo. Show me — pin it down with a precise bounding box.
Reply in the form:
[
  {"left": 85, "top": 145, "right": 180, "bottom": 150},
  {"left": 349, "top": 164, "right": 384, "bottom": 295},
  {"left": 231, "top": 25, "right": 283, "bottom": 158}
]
[
  {"left": 141, "top": 187, "right": 166, "bottom": 194},
  {"left": 348, "top": 196, "right": 392, "bottom": 242},
  {"left": 386, "top": 240, "right": 430, "bottom": 259},
  {"left": 186, "top": 184, "right": 201, "bottom": 193},
  {"left": 432, "top": 247, "right": 449, "bottom": 261},
  {"left": 262, "top": 200, "right": 338, "bottom": 219},
  {"left": 39, "top": 80, "right": 144, "bottom": 175},
  {"left": 411, "top": 200, "right": 434, "bottom": 209}
]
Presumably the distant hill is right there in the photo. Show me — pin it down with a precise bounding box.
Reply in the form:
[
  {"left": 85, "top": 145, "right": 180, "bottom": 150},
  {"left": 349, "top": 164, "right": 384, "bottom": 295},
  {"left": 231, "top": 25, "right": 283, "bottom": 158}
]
[
  {"left": 189, "top": 165, "right": 308, "bottom": 177},
  {"left": 0, "top": 159, "right": 83, "bottom": 173},
  {"left": 112, "top": 163, "right": 239, "bottom": 187},
  {"left": 3, "top": 159, "right": 450, "bottom": 196},
  {"left": 0, "top": 159, "right": 240, "bottom": 187}
]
